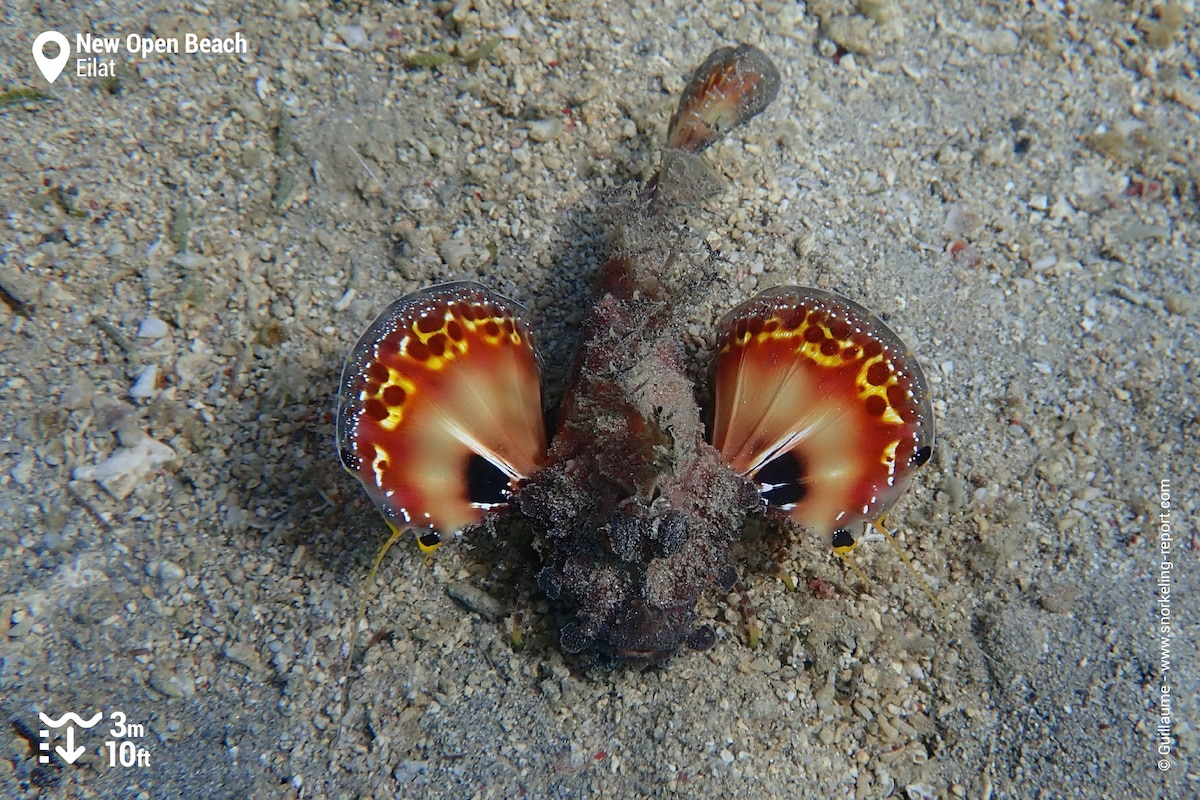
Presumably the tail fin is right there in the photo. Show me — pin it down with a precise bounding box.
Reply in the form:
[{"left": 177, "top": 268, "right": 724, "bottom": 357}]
[
  {"left": 666, "top": 44, "right": 780, "bottom": 155},
  {"left": 642, "top": 44, "right": 780, "bottom": 211}
]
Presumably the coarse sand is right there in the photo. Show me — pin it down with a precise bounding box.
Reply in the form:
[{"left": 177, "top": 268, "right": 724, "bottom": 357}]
[{"left": 1, "top": 2, "right": 1196, "bottom": 798}]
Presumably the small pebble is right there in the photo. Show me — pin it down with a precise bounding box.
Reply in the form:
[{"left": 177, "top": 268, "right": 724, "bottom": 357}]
[
  {"left": 156, "top": 561, "right": 186, "bottom": 585},
  {"left": 943, "top": 204, "right": 982, "bottom": 237},
  {"left": 171, "top": 252, "right": 207, "bottom": 269},
  {"left": 7, "top": 619, "right": 35, "bottom": 639},
  {"left": 115, "top": 416, "right": 145, "bottom": 447},
  {"left": 528, "top": 118, "right": 564, "bottom": 143},
  {"left": 224, "top": 644, "right": 265, "bottom": 672},
  {"left": 138, "top": 317, "right": 169, "bottom": 339},
  {"left": 72, "top": 434, "right": 176, "bottom": 500},
  {"left": 906, "top": 784, "right": 937, "bottom": 800},
  {"left": 333, "top": 288, "right": 356, "bottom": 312},
  {"left": 1164, "top": 293, "right": 1196, "bottom": 316},
  {"left": 394, "top": 760, "right": 429, "bottom": 784},
  {"left": 336, "top": 25, "right": 367, "bottom": 49},
  {"left": 11, "top": 456, "right": 34, "bottom": 486},
  {"left": 148, "top": 669, "right": 186, "bottom": 699},
  {"left": 1032, "top": 254, "right": 1058, "bottom": 272},
  {"left": 438, "top": 238, "right": 472, "bottom": 270},
  {"left": 94, "top": 400, "right": 136, "bottom": 432},
  {"left": 978, "top": 28, "right": 1019, "bottom": 55},
  {"left": 445, "top": 581, "right": 507, "bottom": 621},
  {"left": 130, "top": 364, "right": 158, "bottom": 399},
  {"left": 61, "top": 378, "right": 96, "bottom": 410}
]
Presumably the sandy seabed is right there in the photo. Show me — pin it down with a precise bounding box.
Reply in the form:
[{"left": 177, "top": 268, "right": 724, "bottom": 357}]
[{"left": 1, "top": 2, "right": 1196, "bottom": 798}]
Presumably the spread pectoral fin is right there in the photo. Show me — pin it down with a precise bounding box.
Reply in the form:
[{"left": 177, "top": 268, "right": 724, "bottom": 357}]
[
  {"left": 336, "top": 282, "right": 548, "bottom": 549},
  {"left": 709, "top": 286, "right": 933, "bottom": 538}
]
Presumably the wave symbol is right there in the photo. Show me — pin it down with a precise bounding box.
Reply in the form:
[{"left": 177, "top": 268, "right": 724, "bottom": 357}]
[{"left": 38, "top": 712, "right": 104, "bottom": 729}]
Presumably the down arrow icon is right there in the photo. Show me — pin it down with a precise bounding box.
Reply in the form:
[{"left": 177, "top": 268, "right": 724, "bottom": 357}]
[{"left": 55, "top": 727, "right": 86, "bottom": 764}]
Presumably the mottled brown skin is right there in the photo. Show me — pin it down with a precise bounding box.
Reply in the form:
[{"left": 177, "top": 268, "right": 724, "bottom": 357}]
[
  {"left": 517, "top": 44, "right": 782, "bottom": 666},
  {"left": 518, "top": 246, "right": 762, "bottom": 665}
]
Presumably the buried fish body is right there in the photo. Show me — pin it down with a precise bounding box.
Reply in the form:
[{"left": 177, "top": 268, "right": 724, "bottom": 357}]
[{"left": 337, "top": 44, "right": 933, "bottom": 665}]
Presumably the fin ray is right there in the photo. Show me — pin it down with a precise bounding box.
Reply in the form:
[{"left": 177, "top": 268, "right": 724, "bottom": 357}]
[
  {"left": 710, "top": 286, "right": 933, "bottom": 537},
  {"left": 337, "top": 282, "right": 547, "bottom": 545}
]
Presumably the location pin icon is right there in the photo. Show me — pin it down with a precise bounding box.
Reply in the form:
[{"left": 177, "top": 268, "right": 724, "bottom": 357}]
[{"left": 33, "top": 31, "right": 70, "bottom": 84}]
